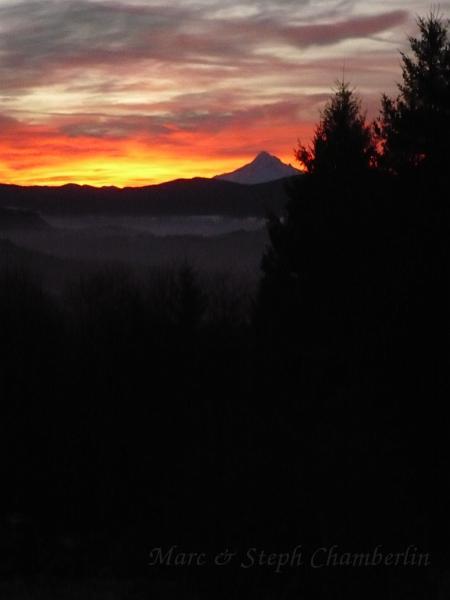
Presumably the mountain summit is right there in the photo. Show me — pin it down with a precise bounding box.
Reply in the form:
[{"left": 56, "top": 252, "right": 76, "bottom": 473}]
[{"left": 215, "top": 151, "right": 301, "bottom": 185}]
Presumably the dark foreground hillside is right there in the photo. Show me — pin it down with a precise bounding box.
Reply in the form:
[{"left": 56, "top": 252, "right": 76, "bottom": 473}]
[
  {"left": 0, "top": 171, "right": 448, "bottom": 598},
  {"left": 0, "top": 228, "right": 268, "bottom": 282}
]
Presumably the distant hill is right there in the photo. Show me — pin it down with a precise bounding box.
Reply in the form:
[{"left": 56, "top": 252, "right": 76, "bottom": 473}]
[
  {"left": 215, "top": 151, "right": 301, "bottom": 184},
  {"left": 0, "top": 206, "right": 49, "bottom": 230},
  {"left": 0, "top": 176, "right": 299, "bottom": 217}
]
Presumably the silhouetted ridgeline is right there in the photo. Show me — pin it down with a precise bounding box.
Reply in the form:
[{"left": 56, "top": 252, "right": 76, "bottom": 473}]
[
  {"left": 0, "top": 176, "right": 295, "bottom": 217},
  {"left": 0, "top": 167, "right": 448, "bottom": 598}
]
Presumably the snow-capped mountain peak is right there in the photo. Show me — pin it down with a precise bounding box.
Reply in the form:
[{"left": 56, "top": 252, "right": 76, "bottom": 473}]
[{"left": 215, "top": 151, "right": 301, "bottom": 185}]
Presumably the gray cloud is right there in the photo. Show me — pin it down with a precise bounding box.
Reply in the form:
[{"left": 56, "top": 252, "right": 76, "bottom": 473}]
[
  {"left": 50, "top": 96, "right": 304, "bottom": 141},
  {"left": 0, "top": 0, "right": 408, "bottom": 92}
]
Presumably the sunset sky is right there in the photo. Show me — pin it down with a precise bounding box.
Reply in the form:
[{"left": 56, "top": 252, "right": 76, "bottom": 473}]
[{"left": 0, "top": 0, "right": 448, "bottom": 187}]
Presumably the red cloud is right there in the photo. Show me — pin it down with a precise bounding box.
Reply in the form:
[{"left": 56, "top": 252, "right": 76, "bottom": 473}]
[
  {"left": 0, "top": 106, "right": 313, "bottom": 186},
  {"left": 0, "top": 1, "right": 413, "bottom": 185},
  {"left": 282, "top": 11, "right": 408, "bottom": 47}
]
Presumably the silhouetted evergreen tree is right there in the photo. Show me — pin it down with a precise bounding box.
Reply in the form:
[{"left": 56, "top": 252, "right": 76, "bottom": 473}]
[
  {"left": 297, "top": 81, "right": 376, "bottom": 175},
  {"left": 256, "top": 19, "right": 450, "bottom": 584},
  {"left": 259, "top": 83, "right": 378, "bottom": 369},
  {"left": 376, "top": 12, "right": 450, "bottom": 175}
]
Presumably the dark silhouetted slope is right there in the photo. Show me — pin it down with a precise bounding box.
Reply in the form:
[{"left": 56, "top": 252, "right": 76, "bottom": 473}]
[{"left": 0, "top": 176, "right": 296, "bottom": 217}]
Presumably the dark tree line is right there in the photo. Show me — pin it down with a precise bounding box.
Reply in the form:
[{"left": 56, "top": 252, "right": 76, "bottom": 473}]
[{"left": 258, "top": 13, "right": 450, "bottom": 598}]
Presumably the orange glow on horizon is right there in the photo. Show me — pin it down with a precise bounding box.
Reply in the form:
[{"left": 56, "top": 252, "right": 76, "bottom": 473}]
[
  {"left": 0, "top": 118, "right": 312, "bottom": 187},
  {"left": 0, "top": 152, "right": 299, "bottom": 188},
  {"left": 0, "top": 153, "right": 245, "bottom": 188},
  {"left": 0, "top": 0, "right": 415, "bottom": 188}
]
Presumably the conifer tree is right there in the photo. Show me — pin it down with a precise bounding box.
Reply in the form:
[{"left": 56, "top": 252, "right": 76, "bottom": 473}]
[
  {"left": 376, "top": 13, "right": 450, "bottom": 174},
  {"left": 297, "top": 81, "right": 376, "bottom": 175}
]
